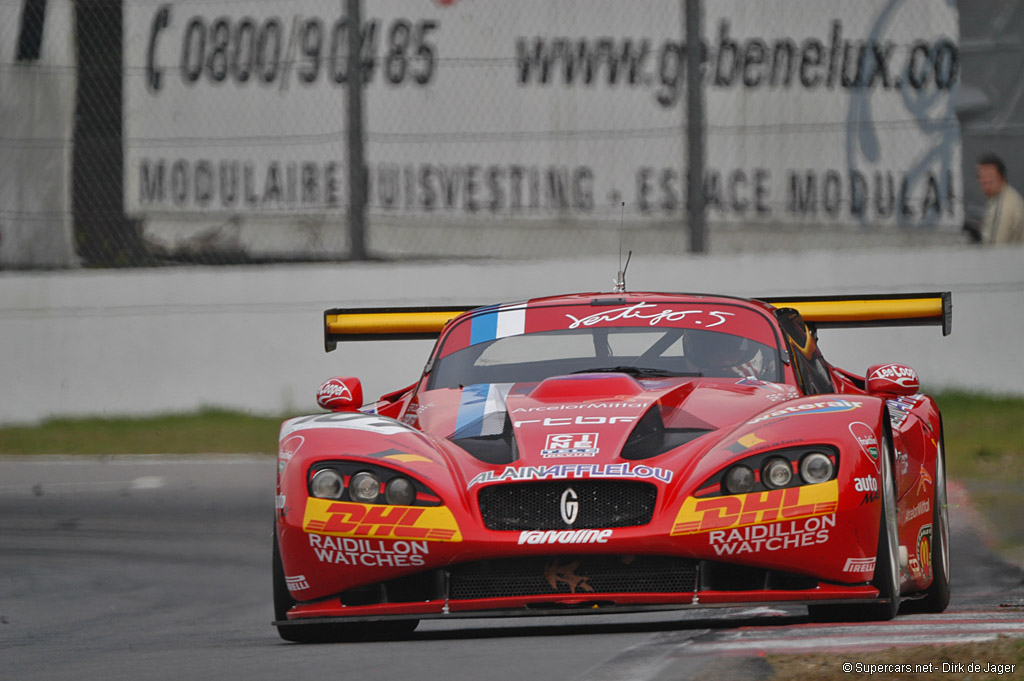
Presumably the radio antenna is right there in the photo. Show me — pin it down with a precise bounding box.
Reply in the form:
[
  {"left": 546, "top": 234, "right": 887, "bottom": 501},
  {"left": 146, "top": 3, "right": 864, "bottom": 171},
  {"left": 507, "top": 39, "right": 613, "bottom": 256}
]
[{"left": 613, "top": 202, "right": 631, "bottom": 293}]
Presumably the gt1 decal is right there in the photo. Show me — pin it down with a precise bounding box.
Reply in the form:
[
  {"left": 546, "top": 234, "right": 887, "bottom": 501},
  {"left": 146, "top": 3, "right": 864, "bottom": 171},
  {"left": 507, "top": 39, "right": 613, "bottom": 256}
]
[
  {"left": 303, "top": 499, "right": 462, "bottom": 542},
  {"left": 672, "top": 480, "right": 838, "bottom": 535},
  {"left": 747, "top": 400, "right": 863, "bottom": 424},
  {"left": 707, "top": 514, "right": 835, "bottom": 555},
  {"left": 542, "top": 433, "right": 599, "bottom": 457},
  {"left": 518, "top": 529, "right": 613, "bottom": 545},
  {"left": 281, "top": 412, "right": 413, "bottom": 437},
  {"left": 843, "top": 557, "right": 876, "bottom": 573},
  {"left": 285, "top": 575, "right": 310, "bottom": 591},
  {"left": 564, "top": 303, "right": 735, "bottom": 329},
  {"left": 308, "top": 534, "right": 430, "bottom": 567},
  {"left": 468, "top": 463, "right": 673, "bottom": 487},
  {"left": 515, "top": 415, "right": 637, "bottom": 428},
  {"left": 853, "top": 476, "right": 878, "bottom": 492}
]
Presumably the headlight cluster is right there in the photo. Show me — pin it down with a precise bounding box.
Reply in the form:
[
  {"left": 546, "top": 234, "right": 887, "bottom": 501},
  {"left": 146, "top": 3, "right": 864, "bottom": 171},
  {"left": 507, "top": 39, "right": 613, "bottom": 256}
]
[
  {"left": 703, "top": 446, "right": 838, "bottom": 497},
  {"left": 307, "top": 462, "right": 439, "bottom": 506}
]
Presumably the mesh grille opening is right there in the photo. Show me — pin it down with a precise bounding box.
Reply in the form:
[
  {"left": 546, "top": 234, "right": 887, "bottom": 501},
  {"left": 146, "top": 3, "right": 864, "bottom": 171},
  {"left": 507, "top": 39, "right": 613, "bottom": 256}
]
[{"left": 478, "top": 480, "right": 657, "bottom": 530}]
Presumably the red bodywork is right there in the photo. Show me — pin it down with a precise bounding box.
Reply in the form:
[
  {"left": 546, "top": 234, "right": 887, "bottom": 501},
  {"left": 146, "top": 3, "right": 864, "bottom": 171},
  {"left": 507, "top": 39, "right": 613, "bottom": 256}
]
[{"left": 274, "top": 293, "right": 945, "bottom": 626}]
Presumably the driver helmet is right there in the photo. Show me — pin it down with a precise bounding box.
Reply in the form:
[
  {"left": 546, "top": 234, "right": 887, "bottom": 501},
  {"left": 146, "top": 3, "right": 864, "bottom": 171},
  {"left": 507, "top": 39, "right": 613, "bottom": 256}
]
[{"left": 684, "top": 331, "right": 763, "bottom": 377}]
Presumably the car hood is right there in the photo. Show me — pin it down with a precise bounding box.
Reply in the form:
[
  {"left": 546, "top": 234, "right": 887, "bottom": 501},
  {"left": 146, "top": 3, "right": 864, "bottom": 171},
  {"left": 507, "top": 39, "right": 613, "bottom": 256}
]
[{"left": 410, "top": 373, "right": 802, "bottom": 468}]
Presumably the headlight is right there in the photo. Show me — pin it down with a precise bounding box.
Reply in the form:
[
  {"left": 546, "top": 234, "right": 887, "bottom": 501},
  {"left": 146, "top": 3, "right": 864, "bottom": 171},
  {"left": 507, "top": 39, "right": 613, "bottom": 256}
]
[
  {"left": 723, "top": 465, "right": 755, "bottom": 494},
  {"left": 762, "top": 457, "right": 793, "bottom": 488},
  {"left": 800, "top": 452, "right": 834, "bottom": 484},
  {"left": 310, "top": 469, "right": 344, "bottom": 499},
  {"left": 385, "top": 476, "right": 416, "bottom": 505},
  {"left": 349, "top": 471, "right": 381, "bottom": 503}
]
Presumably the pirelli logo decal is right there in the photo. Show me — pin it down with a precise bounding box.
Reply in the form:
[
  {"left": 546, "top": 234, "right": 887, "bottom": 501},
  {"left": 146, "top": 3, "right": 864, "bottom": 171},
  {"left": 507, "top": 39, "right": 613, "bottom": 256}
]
[
  {"left": 303, "top": 499, "right": 462, "bottom": 542},
  {"left": 671, "top": 480, "right": 838, "bottom": 536}
]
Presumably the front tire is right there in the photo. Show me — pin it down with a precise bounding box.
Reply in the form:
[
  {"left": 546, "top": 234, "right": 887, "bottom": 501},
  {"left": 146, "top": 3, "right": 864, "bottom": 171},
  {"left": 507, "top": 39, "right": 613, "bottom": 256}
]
[
  {"left": 810, "top": 428, "right": 900, "bottom": 622},
  {"left": 917, "top": 429, "right": 951, "bottom": 612},
  {"left": 272, "top": 526, "right": 419, "bottom": 643}
]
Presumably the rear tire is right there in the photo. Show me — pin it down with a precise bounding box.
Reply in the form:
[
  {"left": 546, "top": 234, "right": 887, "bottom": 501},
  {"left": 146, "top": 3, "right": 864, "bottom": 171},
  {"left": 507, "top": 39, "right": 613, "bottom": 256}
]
[
  {"left": 272, "top": 526, "right": 419, "bottom": 643},
  {"left": 917, "top": 429, "right": 951, "bottom": 612},
  {"left": 809, "top": 428, "right": 900, "bottom": 622}
]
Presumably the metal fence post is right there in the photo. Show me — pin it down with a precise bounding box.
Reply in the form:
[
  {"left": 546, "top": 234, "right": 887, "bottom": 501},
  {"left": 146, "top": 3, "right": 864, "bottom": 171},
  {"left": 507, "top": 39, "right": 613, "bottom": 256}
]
[
  {"left": 346, "top": 0, "right": 368, "bottom": 260},
  {"left": 685, "top": 0, "right": 707, "bottom": 254}
]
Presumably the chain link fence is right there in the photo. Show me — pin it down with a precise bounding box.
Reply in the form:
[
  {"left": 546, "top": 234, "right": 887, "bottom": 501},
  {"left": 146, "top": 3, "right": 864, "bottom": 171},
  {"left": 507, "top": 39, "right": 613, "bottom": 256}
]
[{"left": 2, "top": 0, "right": 971, "bottom": 268}]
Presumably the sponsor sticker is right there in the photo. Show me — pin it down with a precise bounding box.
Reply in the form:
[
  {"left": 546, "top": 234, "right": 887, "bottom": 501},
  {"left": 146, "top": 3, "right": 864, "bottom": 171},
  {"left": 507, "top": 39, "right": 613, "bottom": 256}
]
[
  {"left": 748, "top": 400, "right": 862, "bottom": 424},
  {"left": 316, "top": 378, "right": 354, "bottom": 409},
  {"left": 518, "top": 529, "right": 613, "bottom": 545},
  {"left": 848, "top": 422, "right": 880, "bottom": 471},
  {"left": 308, "top": 534, "right": 430, "bottom": 567},
  {"left": 564, "top": 302, "right": 735, "bottom": 329},
  {"left": 672, "top": 480, "right": 838, "bottom": 535},
  {"left": 278, "top": 434, "right": 304, "bottom": 474},
  {"left": 542, "top": 432, "right": 599, "bottom": 457},
  {"left": 303, "top": 499, "right": 462, "bottom": 542},
  {"left": 514, "top": 415, "right": 637, "bottom": 428},
  {"left": 512, "top": 402, "right": 645, "bottom": 413},
  {"left": 869, "top": 364, "right": 919, "bottom": 388},
  {"left": 285, "top": 575, "right": 310, "bottom": 591},
  {"left": 469, "top": 463, "right": 673, "bottom": 488},
  {"left": 706, "top": 514, "right": 835, "bottom": 555},
  {"left": 853, "top": 476, "right": 878, "bottom": 492},
  {"left": 917, "top": 524, "right": 933, "bottom": 580},
  {"left": 843, "top": 557, "right": 876, "bottom": 573},
  {"left": 904, "top": 499, "right": 930, "bottom": 523}
]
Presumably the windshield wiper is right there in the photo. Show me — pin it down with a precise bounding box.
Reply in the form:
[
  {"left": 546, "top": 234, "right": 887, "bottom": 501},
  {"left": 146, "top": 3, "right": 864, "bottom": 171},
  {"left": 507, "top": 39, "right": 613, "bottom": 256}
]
[{"left": 570, "top": 366, "right": 702, "bottom": 378}]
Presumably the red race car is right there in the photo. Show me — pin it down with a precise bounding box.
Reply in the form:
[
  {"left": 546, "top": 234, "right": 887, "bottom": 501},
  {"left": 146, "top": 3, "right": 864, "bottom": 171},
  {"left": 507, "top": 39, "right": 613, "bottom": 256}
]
[{"left": 273, "top": 291, "right": 952, "bottom": 642}]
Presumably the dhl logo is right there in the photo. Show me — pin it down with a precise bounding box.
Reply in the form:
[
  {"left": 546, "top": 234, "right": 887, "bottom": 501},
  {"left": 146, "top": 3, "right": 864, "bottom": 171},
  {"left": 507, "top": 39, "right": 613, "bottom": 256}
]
[
  {"left": 671, "top": 480, "right": 838, "bottom": 535},
  {"left": 303, "top": 499, "right": 462, "bottom": 542}
]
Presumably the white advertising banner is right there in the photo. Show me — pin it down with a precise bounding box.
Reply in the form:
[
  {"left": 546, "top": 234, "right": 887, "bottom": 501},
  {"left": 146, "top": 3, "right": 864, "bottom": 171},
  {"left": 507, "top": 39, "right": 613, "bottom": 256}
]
[{"left": 125, "top": 0, "right": 962, "bottom": 232}]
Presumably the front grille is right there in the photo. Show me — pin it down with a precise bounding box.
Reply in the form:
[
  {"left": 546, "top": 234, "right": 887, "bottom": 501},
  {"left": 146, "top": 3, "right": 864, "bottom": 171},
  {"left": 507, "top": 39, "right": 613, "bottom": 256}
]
[
  {"left": 449, "top": 555, "right": 698, "bottom": 600},
  {"left": 478, "top": 480, "right": 657, "bottom": 530}
]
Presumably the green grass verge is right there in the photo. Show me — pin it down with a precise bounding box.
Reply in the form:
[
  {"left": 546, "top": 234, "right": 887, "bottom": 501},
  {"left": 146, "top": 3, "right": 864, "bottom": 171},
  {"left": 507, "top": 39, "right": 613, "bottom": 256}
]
[
  {"left": 935, "top": 391, "right": 1024, "bottom": 480},
  {"left": 0, "top": 407, "right": 285, "bottom": 455}
]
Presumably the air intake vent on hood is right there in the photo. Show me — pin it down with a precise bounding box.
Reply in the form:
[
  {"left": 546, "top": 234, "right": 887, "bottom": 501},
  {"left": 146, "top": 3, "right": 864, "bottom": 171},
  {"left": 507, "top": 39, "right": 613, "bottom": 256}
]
[
  {"left": 452, "top": 414, "right": 518, "bottom": 464},
  {"left": 620, "top": 407, "right": 711, "bottom": 461}
]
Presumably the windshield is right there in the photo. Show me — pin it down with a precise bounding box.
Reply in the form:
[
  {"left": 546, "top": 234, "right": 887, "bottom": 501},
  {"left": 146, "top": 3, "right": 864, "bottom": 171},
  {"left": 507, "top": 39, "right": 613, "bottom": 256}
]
[{"left": 428, "top": 301, "right": 783, "bottom": 389}]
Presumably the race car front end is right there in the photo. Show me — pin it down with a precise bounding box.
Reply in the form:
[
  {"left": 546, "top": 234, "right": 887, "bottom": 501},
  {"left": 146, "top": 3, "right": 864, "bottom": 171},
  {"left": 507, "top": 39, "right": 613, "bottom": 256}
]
[{"left": 273, "top": 390, "right": 893, "bottom": 637}]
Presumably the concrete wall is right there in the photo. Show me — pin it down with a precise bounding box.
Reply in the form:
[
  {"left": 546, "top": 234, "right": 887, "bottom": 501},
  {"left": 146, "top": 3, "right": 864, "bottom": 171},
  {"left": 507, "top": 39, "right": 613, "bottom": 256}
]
[{"left": 2, "top": 245, "right": 1022, "bottom": 425}]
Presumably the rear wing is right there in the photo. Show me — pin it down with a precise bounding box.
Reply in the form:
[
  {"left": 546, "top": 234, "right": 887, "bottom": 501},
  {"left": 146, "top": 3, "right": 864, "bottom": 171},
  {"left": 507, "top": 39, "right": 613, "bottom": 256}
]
[
  {"left": 324, "top": 292, "right": 951, "bottom": 351},
  {"left": 761, "top": 291, "right": 952, "bottom": 336}
]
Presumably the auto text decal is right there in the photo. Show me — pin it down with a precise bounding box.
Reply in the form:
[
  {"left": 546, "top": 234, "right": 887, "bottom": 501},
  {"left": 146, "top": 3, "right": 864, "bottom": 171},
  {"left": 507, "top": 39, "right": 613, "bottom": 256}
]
[
  {"left": 467, "top": 463, "right": 673, "bottom": 488},
  {"left": 671, "top": 480, "right": 838, "bottom": 535},
  {"left": 303, "top": 499, "right": 462, "bottom": 542}
]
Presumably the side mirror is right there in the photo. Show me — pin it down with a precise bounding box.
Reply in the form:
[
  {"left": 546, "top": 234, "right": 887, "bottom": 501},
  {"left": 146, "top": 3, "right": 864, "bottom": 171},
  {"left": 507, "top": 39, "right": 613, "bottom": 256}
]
[
  {"left": 316, "top": 377, "right": 363, "bottom": 412},
  {"left": 866, "top": 364, "right": 919, "bottom": 397}
]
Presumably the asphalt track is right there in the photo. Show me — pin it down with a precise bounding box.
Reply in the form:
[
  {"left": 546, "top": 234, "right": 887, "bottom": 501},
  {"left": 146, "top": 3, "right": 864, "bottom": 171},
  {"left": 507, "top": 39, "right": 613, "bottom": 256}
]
[{"left": 2, "top": 456, "right": 1023, "bottom": 681}]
